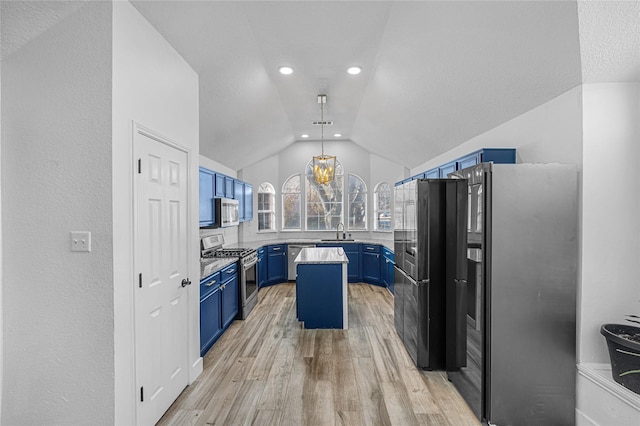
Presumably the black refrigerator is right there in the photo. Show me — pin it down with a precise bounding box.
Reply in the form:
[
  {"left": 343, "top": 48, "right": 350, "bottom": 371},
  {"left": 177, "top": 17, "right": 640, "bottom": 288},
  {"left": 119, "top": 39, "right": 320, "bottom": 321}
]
[
  {"left": 393, "top": 178, "right": 468, "bottom": 370},
  {"left": 446, "top": 163, "right": 578, "bottom": 425}
]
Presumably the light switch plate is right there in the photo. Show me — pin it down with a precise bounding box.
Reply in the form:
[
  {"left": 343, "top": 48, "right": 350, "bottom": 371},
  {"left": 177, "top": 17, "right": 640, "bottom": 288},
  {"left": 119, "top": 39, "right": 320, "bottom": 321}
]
[{"left": 70, "top": 231, "right": 91, "bottom": 252}]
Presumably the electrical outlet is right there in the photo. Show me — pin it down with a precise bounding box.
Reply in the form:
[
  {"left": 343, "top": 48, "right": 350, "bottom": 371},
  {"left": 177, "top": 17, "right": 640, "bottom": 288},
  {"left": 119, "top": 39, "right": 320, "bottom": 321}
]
[{"left": 70, "top": 231, "right": 91, "bottom": 252}]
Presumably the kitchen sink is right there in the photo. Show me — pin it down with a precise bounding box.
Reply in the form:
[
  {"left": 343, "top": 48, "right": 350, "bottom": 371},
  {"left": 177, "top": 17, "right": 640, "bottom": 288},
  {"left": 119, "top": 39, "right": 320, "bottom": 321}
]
[{"left": 320, "top": 238, "right": 355, "bottom": 241}]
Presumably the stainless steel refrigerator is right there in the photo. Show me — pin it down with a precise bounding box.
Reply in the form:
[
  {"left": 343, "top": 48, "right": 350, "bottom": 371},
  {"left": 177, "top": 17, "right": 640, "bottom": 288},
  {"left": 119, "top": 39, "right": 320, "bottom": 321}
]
[
  {"left": 393, "top": 179, "right": 468, "bottom": 370},
  {"left": 446, "top": 163, "right": 578, "bottom": 425}
]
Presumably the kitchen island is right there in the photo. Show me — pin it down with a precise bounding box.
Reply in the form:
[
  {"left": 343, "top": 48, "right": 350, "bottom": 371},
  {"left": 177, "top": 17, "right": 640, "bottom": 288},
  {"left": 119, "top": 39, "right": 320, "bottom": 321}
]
[{"left": 294, "top": 247, "right": 349, "bottom": 329}]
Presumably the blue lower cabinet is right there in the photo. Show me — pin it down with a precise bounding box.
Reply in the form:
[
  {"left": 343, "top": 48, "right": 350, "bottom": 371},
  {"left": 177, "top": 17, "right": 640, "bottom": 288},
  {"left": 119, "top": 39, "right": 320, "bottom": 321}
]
[
  {"left": 362, "top": 244, "right": 382, "bottom": 285},
  {"left": 200, "top": 284, "right": 222, "bottom": 356},
  {"left": 200, "top": 262, "right": 238, "bottom": 356},
  {"left": 317, "top": 243, "right": 361, "bottom": 282},
  {"left": 297, "top": 263, "right": 344, "bottom": 329},
  {"left": 266, "top": 244, "right": 287, "bottom": 285},
  {"left": 382, "top": 247, "right": 395, "bottom": 293},
  {"left": 221, "top": 273, "right": 238, "bottom": 328},
  {"left": 257, "top": 247, "right": 267, "bottom": 288}
]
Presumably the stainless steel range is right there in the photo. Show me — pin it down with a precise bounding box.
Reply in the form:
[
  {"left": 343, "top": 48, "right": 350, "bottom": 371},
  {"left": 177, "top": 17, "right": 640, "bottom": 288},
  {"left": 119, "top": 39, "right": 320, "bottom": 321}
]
[{"left": 201, "top": 235, "right": 258, "bottom": 320}]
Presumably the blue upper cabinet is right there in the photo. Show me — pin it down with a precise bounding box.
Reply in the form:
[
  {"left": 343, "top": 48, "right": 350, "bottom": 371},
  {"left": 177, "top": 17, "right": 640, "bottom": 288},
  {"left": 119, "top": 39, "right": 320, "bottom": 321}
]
[
  {"left": 201, "top": 167, "right": 254, "bottom": 227},
  {"left": 456, "top": 152, "right": 480, "bottom": 171},
  {"left": 199, "top": 168, "right": 215, "bottom": 227},
  {"left": 244, "top": 184, "right": 253, "bottom": 221},
  {"left": 215, "top": 173, "right": 226, "bottom": 197},
  {"left": 439, "top": 161, "right": 457, "bottom": 178},
  {"left": 396, "top": 148, "right": 516, "bottom": 186},
  {"left": 479, "top": 148, "right": 516, "bottom": 164},
  {"left": 425, "top": 168, "right": 439, "bottom": 179}
]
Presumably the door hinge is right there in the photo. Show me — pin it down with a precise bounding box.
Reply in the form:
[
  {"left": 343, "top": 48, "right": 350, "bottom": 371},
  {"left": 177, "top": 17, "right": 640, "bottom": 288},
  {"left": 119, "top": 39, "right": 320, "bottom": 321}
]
[
  {"left": 138, "top": 158, "right": 142, "bottom": 174},
  {"left": 138, "top": 273, "right": 142, "bottom": 288},
  {"left": 140, "top": 386, "right": 144, "bottom": 402}
]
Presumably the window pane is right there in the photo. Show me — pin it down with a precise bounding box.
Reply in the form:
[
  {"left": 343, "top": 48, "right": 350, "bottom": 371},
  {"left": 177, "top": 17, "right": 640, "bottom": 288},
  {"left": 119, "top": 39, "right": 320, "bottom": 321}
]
[{"left": 374, "top": 182, "right": 391, "bottom": 231}]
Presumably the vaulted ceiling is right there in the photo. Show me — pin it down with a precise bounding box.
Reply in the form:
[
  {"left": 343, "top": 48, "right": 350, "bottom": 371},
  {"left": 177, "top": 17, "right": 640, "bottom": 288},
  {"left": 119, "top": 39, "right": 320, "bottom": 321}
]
[
  {"left": 3, "top": 1, "right": 638, "bottom": 171},
  {"left": 131, "top": 0, "right": 586, "bottom": 171}
]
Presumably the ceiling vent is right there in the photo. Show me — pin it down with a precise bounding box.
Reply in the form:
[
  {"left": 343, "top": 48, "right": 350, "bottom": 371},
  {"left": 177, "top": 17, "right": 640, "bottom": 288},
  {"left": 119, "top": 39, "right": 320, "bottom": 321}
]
[{"left": 312, "top": 121, "right": 333, "bottom": 125}]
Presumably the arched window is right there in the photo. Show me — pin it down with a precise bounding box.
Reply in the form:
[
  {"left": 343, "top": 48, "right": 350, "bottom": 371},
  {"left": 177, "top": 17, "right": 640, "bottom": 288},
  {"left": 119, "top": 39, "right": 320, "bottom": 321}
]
[
  {"left": 348, "top": 174, "right": 367, "bottom": 230},
  {"left": 257, "top": 182, "right": 276, "bottom": 232},
  {"left": 305, "top": 159, "right": 343, "bottom": 230},
  {"left": 282, "top": 174, "right": 301, "bottom": 230},
  {"left": 374, "top": 182, "right": 392, "bottom": 231}
]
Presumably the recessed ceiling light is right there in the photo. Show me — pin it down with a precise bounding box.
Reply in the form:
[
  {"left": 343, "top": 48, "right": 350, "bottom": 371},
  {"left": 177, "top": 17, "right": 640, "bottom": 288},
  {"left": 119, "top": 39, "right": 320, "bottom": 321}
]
[
  {"left": 301, "top": 134, "right": 309, "bottom": 138},
  {"left": 334, "top": 133, "right": 342, "bottom": 138},
  {"left": 347, "top": 66, "right": 362, "bottom": 75},
  {"left": 279, "top": 66, "right": 294, "bottom": 75}
]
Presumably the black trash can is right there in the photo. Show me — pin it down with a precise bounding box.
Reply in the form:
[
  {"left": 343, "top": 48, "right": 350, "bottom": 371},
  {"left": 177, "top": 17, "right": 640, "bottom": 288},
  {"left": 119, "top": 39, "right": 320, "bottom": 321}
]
[{"left": 601, "top": 323, "right": 640, "bottom": 395}]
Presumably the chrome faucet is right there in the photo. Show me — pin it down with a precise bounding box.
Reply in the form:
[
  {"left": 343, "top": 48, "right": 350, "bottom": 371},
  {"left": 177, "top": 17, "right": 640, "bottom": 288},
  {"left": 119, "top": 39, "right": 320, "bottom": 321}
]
[{"left": 336, "top": 223, "right": 345, "bottom": 240}]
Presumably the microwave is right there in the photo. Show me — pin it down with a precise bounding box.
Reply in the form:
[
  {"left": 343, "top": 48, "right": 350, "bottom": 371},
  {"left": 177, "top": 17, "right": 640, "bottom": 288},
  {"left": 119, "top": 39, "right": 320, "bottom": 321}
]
[{"left": 215, "top": 198, "right": 239, "bottom": 227}]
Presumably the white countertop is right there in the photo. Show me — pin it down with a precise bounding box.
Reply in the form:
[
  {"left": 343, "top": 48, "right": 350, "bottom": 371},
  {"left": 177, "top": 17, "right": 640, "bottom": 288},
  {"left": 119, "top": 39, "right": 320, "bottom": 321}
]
[{"left": 294, "top": 247, "right": 349, "bottom": 264}]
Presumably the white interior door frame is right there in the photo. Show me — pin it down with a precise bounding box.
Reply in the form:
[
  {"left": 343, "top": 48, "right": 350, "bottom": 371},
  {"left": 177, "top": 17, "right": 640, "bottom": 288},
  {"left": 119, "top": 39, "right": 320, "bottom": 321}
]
[{"left": 131, "top": 121, "right": 194, "bottom": 425}]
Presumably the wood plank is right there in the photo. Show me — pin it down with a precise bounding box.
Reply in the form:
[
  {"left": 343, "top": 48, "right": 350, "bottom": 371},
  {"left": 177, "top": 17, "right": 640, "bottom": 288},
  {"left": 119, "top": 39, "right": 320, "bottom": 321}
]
[{"left": 158, "top": 283, "right": 480, "bottom": 426}]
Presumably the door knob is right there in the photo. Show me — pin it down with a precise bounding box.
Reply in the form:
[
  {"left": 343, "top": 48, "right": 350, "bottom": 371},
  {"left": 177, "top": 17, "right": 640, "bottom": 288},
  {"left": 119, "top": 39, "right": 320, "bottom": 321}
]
[{"left": 181, "top": 278, "right": 192, "bottom": 287}]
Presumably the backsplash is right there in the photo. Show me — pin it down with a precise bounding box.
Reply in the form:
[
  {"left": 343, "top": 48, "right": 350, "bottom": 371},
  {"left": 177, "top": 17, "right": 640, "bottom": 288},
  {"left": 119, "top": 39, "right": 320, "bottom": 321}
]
[{"left": 199, "top": 226, "right": 239, "bottom": 246}]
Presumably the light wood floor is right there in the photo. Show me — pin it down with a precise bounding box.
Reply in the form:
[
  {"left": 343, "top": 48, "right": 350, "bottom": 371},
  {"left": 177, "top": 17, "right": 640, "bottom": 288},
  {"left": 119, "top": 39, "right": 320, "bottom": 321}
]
[{"left": 158, "top": 283, "right": 480, "bottom": 426}]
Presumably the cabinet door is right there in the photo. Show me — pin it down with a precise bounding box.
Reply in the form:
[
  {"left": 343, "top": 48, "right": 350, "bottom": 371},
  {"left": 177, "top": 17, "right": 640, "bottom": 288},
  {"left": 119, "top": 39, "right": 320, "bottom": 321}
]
[
  {"left": 199, "top": 169, "right": 215, "bottom": 226},
  {"left": 257, "top": 251, "right": 267, "bottom": 287},
  {"left": 384, "top": 256, "right": 395, "bottom": 293},
  {"left": 225, "top": 177, "right": 234, "bottom": 199},
  {"left": 234, "top": 180, "right": 245, "bottom": 220},
  {"left": 362, "top": 252, "right": 381, "bottom": 284},
  {"left": 425, "top": 169, "right": 439, "bottom": 179},
  {"left": 221, "top": 274, "right": 239, "bottom": 328},
  {"left": 215, "top": 173, "right": 226, "bottom": 197},
  {"left": 244, "top": 184, "right": 253, "bottom": 221},
  {"left": 267, "top": 245, "right": 287, "bottom": 284},
  {"left": 457, "top": 152, "right": 480, "bottom": 171},
  {"left": 439, "top": 161, "right": 457, "bottom": 178},
  {"left": 200, "top": 287, "right": 222, "bottom": 356}
]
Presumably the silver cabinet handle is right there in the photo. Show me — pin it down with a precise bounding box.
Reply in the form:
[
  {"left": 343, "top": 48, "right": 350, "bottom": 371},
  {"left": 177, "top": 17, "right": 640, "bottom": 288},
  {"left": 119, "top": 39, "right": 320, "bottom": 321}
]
[
  {"left": 273, "top": 247, "right": 281, "bottom": 251},
  {"left": 227, "top": 269, "right": 235, "bottom": 274},
  {"left": 206, "top": 280, "right": 217, "bottom": 287},
  {"left": 366, "top": 247, "right": 374, "bottom": 250}
]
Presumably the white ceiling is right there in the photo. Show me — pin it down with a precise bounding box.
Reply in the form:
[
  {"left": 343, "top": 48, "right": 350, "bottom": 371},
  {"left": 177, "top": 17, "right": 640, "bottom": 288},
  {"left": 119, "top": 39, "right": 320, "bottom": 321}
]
[{"left": 3, "top": 1, "right": 638, "bottom": 171}]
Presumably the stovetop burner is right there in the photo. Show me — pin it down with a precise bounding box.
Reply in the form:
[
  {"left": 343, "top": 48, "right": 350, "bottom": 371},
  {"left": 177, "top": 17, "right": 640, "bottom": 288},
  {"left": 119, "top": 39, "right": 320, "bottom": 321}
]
[{"left": 214, "top": 248, "right": 255, "bottom": 258}]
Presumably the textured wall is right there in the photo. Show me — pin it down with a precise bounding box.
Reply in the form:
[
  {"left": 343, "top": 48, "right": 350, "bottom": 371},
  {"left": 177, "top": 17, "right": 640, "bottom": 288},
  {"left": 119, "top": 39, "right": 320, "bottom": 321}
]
[
  {"left": 112, "top": 2, "right": 200, "bottom": 424},
  {"left": 1, "top": 3, "right": 114, "bottom": 424}
]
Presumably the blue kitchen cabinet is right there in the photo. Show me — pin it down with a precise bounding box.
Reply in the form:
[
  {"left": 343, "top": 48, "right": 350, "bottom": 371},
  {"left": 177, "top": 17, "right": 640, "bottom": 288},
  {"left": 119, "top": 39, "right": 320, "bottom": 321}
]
[
  {"left": 267, "top": 244, "right": 287, "bottom": 285},
  {"left": 234, "top": 179, "right": 244, "bottom": 220},
  {"left": 200, "top": 262, "right": 238, "bottom": 356},
  {"left": 220, "top": 263, "right": 239, "bottom": 329},
  {"left": 244, "top": 184, "right": 253, "bottom": 221},
  {"left": 317, "top": 243, "right": 361, "bottom": 282},
  {"left": 362, "top": 244, "right": 382, "bottom": 285},
  {"left": 200, "top": 271, "right": 222, "bottom": 356},
  {"left": 439, "top": 161, "right": 457, "bottom": 178},
  {"left": 215, "top": 173, "right": 226, "bottom": 197},
  {"left": 425, "top": 168, "right": 439, "bottom": 179},
  {"left": 480, "top": 148, "right": 516, "bottom": 164},
  {"left": 456, "top": 152, "right": 480, "bottom": 171},
  {"left": 199, "top": 168, "right": 215, "bottom": 227},
  {"left": 225, "top": 177, "right": 234, "bottom": 199},
  {"left": 257, "top": 247, "right": 267, "bottom": 288},
  {"left": 382, "top": 247, "right": 395, "bottom": 293}
]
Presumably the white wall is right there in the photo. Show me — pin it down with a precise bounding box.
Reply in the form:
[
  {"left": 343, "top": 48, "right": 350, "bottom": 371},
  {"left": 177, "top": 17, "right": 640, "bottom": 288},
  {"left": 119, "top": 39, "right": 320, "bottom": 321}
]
[
  {"left": 238, "top": 139, "right": 404, "bottom": 243},
  {"left": 580, "top": 82, "right": 640, "bottom": 364},
  {"left": 112, "top": 2, "right": 200, "bottom": 424},
  {"left": 1, "top": 3, "right": 114, "bottom": 424},
  {"left": 411, "top": 86, "right": 584, "bottom": 174}
]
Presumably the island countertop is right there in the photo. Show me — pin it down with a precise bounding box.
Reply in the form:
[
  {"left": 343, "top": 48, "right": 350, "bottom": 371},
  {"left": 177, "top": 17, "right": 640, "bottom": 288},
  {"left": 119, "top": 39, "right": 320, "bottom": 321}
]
[{"left": 294, "top": 247, "right": 349, "bottom": 264}]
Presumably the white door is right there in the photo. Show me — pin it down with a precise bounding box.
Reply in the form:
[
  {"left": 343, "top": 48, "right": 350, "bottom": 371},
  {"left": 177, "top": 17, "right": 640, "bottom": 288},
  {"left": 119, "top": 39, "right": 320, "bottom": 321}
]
[{"left": 134, "top": 127, "right": 190, "bottom": 426}]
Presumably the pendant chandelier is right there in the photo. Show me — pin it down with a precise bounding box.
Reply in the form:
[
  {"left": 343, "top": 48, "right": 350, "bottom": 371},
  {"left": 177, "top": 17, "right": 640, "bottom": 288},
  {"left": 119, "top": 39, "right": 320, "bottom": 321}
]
[{"left": 312, "top": 94, "right": 337, "bottom": 185}]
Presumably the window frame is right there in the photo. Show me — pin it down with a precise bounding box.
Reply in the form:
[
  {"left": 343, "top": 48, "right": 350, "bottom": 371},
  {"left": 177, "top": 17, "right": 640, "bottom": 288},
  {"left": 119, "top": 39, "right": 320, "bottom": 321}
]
[
  {"left": 281, "top": 174, "right": 302, "bottom": 231},
  {"left": 257, "top": 182, "right": 276, "bottom": 233},
  {"left": 373, "top": 182, "right": 392, "bottom": 232},
  {"left": 347, "top": 173, "right": 368, "bottom": 231},
  {"left": 304, "top": 159, "right": 344, "bottom": 231}
]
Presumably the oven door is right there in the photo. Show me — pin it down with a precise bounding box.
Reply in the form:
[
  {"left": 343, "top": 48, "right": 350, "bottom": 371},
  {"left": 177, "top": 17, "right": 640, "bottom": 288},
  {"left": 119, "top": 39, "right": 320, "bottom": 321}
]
[{"left": 242, "top": 257, "right": 258, "bottom": 303}]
